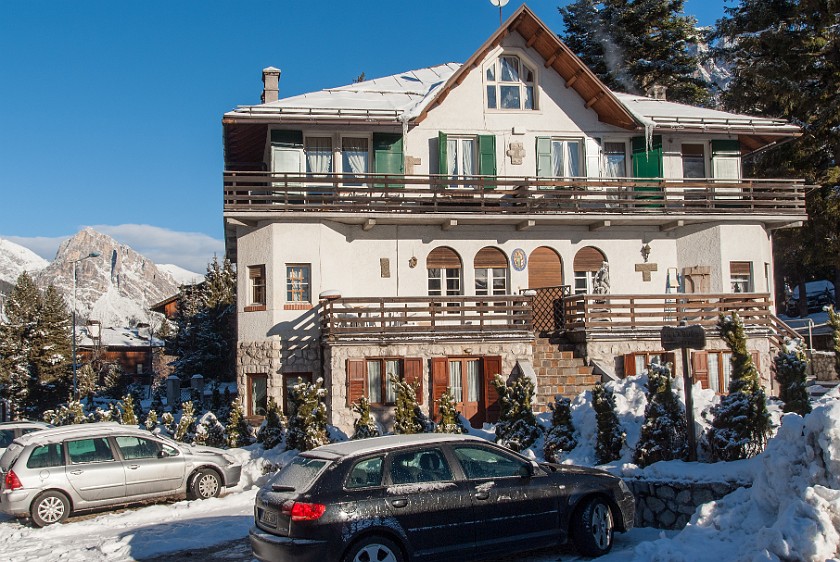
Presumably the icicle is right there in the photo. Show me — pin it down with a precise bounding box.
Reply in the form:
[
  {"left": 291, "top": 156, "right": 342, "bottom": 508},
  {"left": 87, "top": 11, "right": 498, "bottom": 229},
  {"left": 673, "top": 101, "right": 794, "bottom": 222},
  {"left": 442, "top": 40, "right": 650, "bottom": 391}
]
[{"left": 645, "top": 120, "right": 654, "bottom": 152}]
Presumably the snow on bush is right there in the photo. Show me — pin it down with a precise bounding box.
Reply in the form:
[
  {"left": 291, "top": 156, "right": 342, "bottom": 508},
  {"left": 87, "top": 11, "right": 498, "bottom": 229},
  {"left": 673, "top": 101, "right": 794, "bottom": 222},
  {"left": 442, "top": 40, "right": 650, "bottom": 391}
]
[{"left": 633, "top": 401, "right": 840, "bottom": 561}]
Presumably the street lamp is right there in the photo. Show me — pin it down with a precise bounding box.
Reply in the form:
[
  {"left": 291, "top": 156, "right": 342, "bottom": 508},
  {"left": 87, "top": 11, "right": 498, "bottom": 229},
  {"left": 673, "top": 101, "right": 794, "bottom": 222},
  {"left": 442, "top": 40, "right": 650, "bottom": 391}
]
[{"left": 71, "top": 251, "right": 101, "bottom": 401}]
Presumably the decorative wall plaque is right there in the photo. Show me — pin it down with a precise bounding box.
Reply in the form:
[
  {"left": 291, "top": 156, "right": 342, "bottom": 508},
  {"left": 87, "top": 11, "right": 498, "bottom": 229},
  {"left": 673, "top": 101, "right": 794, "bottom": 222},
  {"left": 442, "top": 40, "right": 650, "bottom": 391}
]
[
  {"left": 507, "top": 142, "right": 525, "bottom": 165},
  {"left": 511, "top": 248, "right": 527, "bottom": 271}
]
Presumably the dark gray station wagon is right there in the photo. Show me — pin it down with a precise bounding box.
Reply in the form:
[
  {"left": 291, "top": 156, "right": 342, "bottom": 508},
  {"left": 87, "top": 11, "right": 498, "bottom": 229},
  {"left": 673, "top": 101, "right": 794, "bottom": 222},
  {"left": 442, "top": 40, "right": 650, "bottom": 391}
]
[{"left": 250, "top": 434, "right": 634, "bottom": 562}]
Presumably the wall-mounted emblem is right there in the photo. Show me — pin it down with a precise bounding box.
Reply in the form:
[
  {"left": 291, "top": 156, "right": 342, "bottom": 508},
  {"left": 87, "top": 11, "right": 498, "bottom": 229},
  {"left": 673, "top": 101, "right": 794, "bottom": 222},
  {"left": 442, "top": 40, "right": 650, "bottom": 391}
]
[
  {"left": 507, "top": 142, "right": 525, "bottom": 165},
  {"left": 511, "top": 248, "right": 527, "bottom": 271}
]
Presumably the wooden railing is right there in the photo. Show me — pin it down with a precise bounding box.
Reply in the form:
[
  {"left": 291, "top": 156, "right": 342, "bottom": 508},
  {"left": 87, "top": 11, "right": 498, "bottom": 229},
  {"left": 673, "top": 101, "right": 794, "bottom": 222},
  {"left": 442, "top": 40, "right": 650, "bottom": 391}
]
[
  {"left": 224, "top": 172, "right": 807, "bottom": 216},
  {"left": 525, "top": 285, "right": 572, "bottom": 334},
  {"left": 321, "top": 296, "right": 533, "bottom": 341},
  {"left": 562, "top": 293, "right": 774, "bottom": 332}
]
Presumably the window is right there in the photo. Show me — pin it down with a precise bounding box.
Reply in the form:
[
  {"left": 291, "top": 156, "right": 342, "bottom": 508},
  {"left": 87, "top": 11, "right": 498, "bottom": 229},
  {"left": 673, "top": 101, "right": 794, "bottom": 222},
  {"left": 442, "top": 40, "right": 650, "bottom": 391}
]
[
  {"left": 706, "top": 352, "right": 733, "bottom": 393},
  {"left": 573, "top": 247, "right": 607, "bottom": 295},
  {"left": 26, "top": 444, "right": 64, "bottom": 469},
  {"left": 115, "top": 436, "right": 160, "bottom": 460},
  {"left": 283, "top": 373, "right": 312, "bottom": 415},
  {"left": 536, "top": 138, "right": 583, "bottom": 178},
  {"left": 366, "top": 358, "right": 402, "bottom": 404},
  {"left": 602, "top": 142, "right": 627, "bottom": 178},
  {"left": 453, "top": 446, "right": 527, "bottom": 479},
  {"left": 390, "top": 449, "right": 452, "bottom": 484},
  {"left": 346, "top": 456, "right": 384, "bottom": 489},
  {"left": 682, "top": 144, "right": 706, "bottom": 178},
  {"left": 623, "top": 352, "right": 677, "bottom": 376},
  {"left": 474, "top": 247, "right": 509, "bottom": 297},
  {"left": 730, "top": 261, "right": 753, "bottom": 293},
  {"left": 305, "top": 136, "right": 333, "bottom": 175},
  {"left": 446, "top": 136, "right": 477, "bottom": 183},
  {"left": 0, "top": 430, "right": 13, "bottom": 449},
  {"left": 248, "top": 373, "right": 268, "bottom": 417},
  {"left": 485, "top": 55, "right": 535, "bottom": 110},
  {"left": 286, "top": 264, "right": 311, "bottom": 304},
  {"left": 341, "top": 137, "right": 369, "bottom": 178},
  {"left": 347, "top": 358, "right": 423, "bottom": 407},
  {"left": 448, "top": 359, "right": 481, "bottom": 403},
  {"left": 67, "top": 438, "right": 115, "bottom": 464},
  {"left": 247, "top": 265, "right": 266, "bottom": 311}
]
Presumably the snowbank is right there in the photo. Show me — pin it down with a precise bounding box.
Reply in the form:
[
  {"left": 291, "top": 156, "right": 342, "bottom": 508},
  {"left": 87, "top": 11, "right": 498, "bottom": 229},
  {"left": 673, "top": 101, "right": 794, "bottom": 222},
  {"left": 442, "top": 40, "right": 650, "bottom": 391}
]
[{"left": 632, "top": 401, "right": 840, "bottom": 561}]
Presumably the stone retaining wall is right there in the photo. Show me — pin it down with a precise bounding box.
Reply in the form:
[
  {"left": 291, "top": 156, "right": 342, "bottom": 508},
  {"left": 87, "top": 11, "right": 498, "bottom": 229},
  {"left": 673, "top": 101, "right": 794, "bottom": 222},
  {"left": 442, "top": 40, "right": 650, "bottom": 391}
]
[
  {"left": 809, "top": 350, "right": 838, "bottom": 381},
  {"left": 626, "top": 479, "right": 748, "bottom": 530}
]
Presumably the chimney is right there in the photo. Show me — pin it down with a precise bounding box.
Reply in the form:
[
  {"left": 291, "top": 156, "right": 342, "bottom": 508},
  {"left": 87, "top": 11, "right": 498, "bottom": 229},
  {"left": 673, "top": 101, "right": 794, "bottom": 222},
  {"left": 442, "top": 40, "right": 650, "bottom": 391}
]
[
  {"left": 261, "top": 67, "right": 281, "bottom": 104},
  {"left": 648, "top": 84, "right": 667, "bottom": 101}
]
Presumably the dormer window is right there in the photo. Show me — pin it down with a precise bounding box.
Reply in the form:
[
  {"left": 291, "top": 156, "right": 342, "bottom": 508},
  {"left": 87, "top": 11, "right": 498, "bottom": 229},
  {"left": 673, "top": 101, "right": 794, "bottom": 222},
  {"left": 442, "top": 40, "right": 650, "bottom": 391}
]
[{"left": 486, "top": 55, "right": 535, "bottom": 110}]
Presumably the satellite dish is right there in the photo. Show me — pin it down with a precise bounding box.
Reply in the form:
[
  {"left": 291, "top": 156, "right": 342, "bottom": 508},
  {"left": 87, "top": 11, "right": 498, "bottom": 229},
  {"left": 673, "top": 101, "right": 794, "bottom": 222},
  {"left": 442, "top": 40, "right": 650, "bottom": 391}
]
[{"left": 489, "top": 0, "right": 510, "bottom": 6}]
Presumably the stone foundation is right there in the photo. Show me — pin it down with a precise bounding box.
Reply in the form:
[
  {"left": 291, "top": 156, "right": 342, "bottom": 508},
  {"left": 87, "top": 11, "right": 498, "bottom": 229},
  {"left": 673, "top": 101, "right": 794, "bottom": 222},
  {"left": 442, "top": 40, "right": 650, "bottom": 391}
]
[
  {"left": 236, "top": 339, "right": 323, "bottom": 409},
  {"left": 626, "top": 479, "right": 747, "bottom": 530},
  {"left": 809, "top": 350, "right": 838, "bottom": 381}
]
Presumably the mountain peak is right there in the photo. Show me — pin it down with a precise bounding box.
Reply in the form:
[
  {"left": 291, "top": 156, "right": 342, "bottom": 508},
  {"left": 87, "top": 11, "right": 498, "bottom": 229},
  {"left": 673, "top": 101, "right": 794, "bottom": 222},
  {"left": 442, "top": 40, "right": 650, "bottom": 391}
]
[{"left": 0, "top": 237, "right": 50, "bottom": 287}]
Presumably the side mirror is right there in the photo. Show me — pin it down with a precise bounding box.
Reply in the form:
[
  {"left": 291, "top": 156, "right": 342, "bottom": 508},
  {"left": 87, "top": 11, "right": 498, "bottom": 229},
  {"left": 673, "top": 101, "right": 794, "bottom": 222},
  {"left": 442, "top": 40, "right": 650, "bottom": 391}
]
[
  {"left": 157, "top": 450, "right": 169, "bottom": 459},
  {"left": 518, "top": 463, "right": 534, "bottom": 478}
]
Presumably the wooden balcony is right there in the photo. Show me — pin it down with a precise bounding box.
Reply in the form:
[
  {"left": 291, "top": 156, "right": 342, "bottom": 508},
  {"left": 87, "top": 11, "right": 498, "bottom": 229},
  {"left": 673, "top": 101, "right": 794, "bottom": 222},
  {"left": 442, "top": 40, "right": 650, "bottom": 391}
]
[
  {"left": 320, "top": 295, "right": 534, "bottom": 343},
  {"left": 224, "top": 172, "right": 807, "bottom": 225},
  {"left": 561, "top": 292, "right": 775, "bottom": 341}
]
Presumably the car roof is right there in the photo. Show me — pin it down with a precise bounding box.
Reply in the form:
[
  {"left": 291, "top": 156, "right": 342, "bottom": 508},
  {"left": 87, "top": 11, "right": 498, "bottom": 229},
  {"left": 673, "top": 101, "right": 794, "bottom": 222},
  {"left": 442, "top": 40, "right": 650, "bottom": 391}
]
[
  {"left": 308, "top": 433, "right": 487, "bottom": 460},
  {"left": 0, "top": 421, "right": 51, "bottom": 429},
  {"left": 14, "top": 422, "right": 150, "bottom": 447}
]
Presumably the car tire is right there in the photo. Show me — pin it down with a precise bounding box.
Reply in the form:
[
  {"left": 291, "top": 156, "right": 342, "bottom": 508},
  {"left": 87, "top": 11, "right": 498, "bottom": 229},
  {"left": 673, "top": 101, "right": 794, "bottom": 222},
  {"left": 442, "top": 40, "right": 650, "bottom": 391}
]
[
  {"left": 343, "top": 535, "right": 405, "bottom": 562},
  {"left": 30, "top": 490, "right": 71, "bottom": 527},
  {"left": 572, "top": 496, "right": 614, "bottom": 557},
  {"left": 189, "top": 468, "right": 222, "bottom": 500}
]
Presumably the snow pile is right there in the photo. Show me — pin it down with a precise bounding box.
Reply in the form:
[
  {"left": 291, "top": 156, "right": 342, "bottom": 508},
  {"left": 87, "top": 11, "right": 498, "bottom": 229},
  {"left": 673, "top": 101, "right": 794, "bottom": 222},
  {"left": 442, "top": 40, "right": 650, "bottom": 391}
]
[{"left": 633, "top": 401, "right": 840, "bottom": 561}]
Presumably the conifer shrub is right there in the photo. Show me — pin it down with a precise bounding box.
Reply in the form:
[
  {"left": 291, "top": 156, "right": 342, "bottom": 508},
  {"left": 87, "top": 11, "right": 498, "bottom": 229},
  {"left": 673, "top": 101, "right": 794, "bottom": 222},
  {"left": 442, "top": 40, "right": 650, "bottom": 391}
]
[
  {"left": 434, "top": 388, "right": 466, "bottom": 434},
  {"left": 160, "top": 411, "right": 177, "bottom": 437},
  {"left": 351, "top": 396, "right": 380, "bottom": 439},
  {"left": 391, "top": 374, "right": 431, "bottom": 435},
  {"left": 706, "top": 313, "right": 772, "bottom": 461},
  {"left": 773, "top": 339, "right": 811, "bottom": 416},
  {"left": 257, "top": 397, "right": 286, "bottom": 449},
  {"left": 492, "top": 374, "right": 541, "bottom": 452},
  {"left": 145, "top": 409, "right": 159, "bottom": 431},
  {"left": 543, "top": 395, "right": 577, "bottom": 463},
  {"left": 634, "top": 362, "right": 688, "bottom": 467},
  {"left": 285, "top": 378, "right": 329, "bottom": 451},
  {"left": 226, "top": 397, "right": 254, "bottom": 448},
  {"left": 121, "top": 394, "right": 139, "bottom": 426},
  {"left": 593, "top": 383, "right": 624, "bottom": 465},
  {"left": 174, "top": 401, "right": 196, "bottom": 442},
  {"left": 42, "top": 400, "right": 88, "bottom": 426},
  {"left": 195, "top": 412, "right": 227, "bottom": 448}
]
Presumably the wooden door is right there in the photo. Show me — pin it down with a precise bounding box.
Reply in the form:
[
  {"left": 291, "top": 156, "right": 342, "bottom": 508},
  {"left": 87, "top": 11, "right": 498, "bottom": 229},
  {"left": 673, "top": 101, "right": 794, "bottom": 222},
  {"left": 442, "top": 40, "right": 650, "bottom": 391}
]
[
  {"left": 448, "top": 359, "right": 481, "bottom": 425},
  {"left": 528, "top": 247, "right": 563, "bottom": 288}
]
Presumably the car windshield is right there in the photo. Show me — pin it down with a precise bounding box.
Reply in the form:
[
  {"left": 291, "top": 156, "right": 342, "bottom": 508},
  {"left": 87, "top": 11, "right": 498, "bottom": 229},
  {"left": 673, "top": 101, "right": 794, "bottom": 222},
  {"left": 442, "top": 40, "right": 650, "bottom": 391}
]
[
  {"left": 0, "top": 442, "right": 24, "bottom": 472},
  {"left": 269, "top": 455, "right": 330, "bottom": 492}
]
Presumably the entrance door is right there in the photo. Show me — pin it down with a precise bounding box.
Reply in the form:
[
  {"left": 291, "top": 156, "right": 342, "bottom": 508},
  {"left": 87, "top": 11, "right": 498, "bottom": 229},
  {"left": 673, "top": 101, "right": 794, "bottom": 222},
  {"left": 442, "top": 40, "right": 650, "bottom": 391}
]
[{"left": 448, "top": 359, "right": 481, "bottom": 425}]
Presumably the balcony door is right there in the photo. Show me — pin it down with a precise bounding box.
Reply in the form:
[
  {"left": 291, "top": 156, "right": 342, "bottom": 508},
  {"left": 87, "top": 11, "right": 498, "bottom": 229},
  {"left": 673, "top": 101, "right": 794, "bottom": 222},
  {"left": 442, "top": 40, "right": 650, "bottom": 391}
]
[{"left": 431, "top": 356, "right": 501, "bottom": 428}]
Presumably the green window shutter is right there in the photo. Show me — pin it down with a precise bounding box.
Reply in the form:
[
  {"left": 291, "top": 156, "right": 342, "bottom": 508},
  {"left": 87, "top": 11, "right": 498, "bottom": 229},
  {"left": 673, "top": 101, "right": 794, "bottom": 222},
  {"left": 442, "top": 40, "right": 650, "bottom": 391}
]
[
  {"left": 536, "top": 137, "right": 552, "bottom": 177},
  {"left": 270, "top": 129, "right": 303, "bottom": 147},
  {"left": 711, "top": 139, "right": 740, "bottom": 155},
  {"left": 373, "top": 133, "right": 404, "bottom": 188},
  {"left": 478, "top": 135, "right": 496, "bottom": 177},
  {"left": 631, "top": 135, "right": 663, "bottom": 203},
  {"left": 438, "top": 131, "right": 448, "bottom": 175}
]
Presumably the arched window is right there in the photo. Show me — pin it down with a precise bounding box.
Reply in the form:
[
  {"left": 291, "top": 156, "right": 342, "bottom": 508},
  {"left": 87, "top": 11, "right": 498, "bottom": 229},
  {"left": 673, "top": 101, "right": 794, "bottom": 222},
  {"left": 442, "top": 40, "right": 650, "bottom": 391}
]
[
  {"left": 528, "top": 247, "right": 563, "bottom": 288},
  {"left": 427, "top": 247, "right": 462, "bottom": 298},
  {"left": 573, "top": 246, "right": 607, "bottom": 294},
  {"left": 485, "top": 55, "right": 535, "bottom": 110},
  {"left": 474, "top": 247, "right": 509, "bottom": 296}
]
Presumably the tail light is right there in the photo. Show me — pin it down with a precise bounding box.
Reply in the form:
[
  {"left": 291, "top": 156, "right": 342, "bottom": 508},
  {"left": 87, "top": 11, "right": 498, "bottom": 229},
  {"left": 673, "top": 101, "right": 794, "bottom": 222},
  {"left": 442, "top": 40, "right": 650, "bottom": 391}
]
[
  {"left": 4, "top": 470, "right": 22, "bottom": 491},
  {"left": 282, "top": 500, "right": 326, "bottom": 521}
]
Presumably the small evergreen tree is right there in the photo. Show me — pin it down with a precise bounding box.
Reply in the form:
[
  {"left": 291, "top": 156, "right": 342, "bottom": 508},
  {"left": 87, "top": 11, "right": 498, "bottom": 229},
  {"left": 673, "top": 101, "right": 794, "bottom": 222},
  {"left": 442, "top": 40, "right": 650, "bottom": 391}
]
[
  {"left": 773, "top": 338, "right": 812, "bottom": 416},
  {"left": 121, "top": 394, "right": 139, "bottom": 426},
  {"left": 544, "top": 396, "right": 577, "bottom": 463},
  {"left": 160, "top": 411, "right": 177, "bottom": 437},
  {"left": 196, "top": 412, "right": 227, "bottom": 448},
  {"left": 145, "top": 409, "right": 159, "bottom": 431},
  {"left": 149, "top": 381, "right": 165, "bottom": 413},
  {"left": 285, "top": 378, "right": 329, "bottom": 451},
  {"left": 257, "top": 397, "right": 286, "bottom": 449},
  {"left": 828, "top": 307, "right": 840, "bottom": 379},
  {"left": 391, "top": 374, "right": 430, "bottom": 435},
  {"left": 492, "top": 374, "right": 541, "bottom": 452},
  {"left": 226, "top": 397, "right": 254, "bottom": 448},
  {"left": 351, "top": 397, "right": 380, "bottom": 439},
  {"left": 106, "top": 401, "right": 122, "bottom": 423},
  {"left": 634, "top": 362, "right": 688, "bottom": 467},
  {"left": 434, "top": 388, "right": 466, "bottom": 434},
  {"left": 707, "top": 313, "right": 773, "bottom": 461},
  {"left": 42, "top": 400, "right": 88, "bottom": 426},
  {"left": 75, "top": 363, "right": 99, "bottom": 401},
  {"left": 101, "top": 363, "right": 124, "bottom": 399},
  {"left": 593, "top": 383, "right": 624, "bottom": 464},
  {"left": 174, "top": 401, "right": 196, "bottom": 442}
]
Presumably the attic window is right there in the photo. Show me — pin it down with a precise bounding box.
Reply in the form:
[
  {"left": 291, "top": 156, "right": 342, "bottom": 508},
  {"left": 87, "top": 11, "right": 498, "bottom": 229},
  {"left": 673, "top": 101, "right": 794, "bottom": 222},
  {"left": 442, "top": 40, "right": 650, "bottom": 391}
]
[{"left": 485, "top": 55, "right": 535, "bottom": 111}]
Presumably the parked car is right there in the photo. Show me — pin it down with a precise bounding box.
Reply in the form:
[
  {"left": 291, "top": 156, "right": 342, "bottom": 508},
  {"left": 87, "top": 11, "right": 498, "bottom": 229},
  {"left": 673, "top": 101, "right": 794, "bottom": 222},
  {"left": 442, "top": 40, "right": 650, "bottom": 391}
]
[
  {"left": 250, "top": 434, "right": 634, "bottom": 562},
  {"left": 0, "top": 421, "right": 51, "bottom": 458},
  {"left": 0, "top": 422, "right": 242, "bottom": 526}
]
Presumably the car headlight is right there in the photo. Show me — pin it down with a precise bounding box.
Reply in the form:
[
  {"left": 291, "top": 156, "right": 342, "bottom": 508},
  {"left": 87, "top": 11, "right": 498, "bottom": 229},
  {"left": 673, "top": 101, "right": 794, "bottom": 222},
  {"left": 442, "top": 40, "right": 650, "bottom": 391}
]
[{"left": 221, "top": 453, "right": 238, "bottom": 465}]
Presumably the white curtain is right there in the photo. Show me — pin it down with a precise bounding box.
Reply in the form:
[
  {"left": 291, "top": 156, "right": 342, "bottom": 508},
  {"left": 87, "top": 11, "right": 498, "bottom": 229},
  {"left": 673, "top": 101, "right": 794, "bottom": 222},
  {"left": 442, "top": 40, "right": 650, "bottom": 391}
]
[
  {"left": 305, "top": 137, "right": 332, "bottom": 174},
  {"left": 385, "top": 360, "right": 399, "bottom": 403},
  {"left": 467, "top": 361, "right": 480, "bottom": 402},
  {"left": 447, "top": 138, "right": 458, "bottom": 177},
  {"left": 552, "top": 140, "right": 566, "bottom": 177},
  {"left": 449, "top": 362, "right": 463, "bottom": 402},
  {"left": 461, "top": 138, "right": 475, "bottom": 176},
  {"left": 604, "top": 154, "right": 625, "bottom": 178},
  {"left": 367, "top": 361, "right": 381, "bottom": 403},
  {"left": 567, "top": 141, "right": 581, "bottom": 176},
  {"left": 342, "top": 138, "right": 368, "bottom": 175},
  {"left": 500, "top": 56, "right": 519, "bottom": 81}
]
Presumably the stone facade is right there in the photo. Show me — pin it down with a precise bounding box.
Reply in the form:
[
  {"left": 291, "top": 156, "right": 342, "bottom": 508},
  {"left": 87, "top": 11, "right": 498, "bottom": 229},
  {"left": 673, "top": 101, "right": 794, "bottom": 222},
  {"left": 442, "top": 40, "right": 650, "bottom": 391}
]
[
  {"left": 809, "top": 350, "right": 838, "bottom": 381},
  {"left": 626, "top": 479, "right": 747, "bottom": 530},
  {"left": 236, "top": 339, "right": 322, "bottom": 407}
]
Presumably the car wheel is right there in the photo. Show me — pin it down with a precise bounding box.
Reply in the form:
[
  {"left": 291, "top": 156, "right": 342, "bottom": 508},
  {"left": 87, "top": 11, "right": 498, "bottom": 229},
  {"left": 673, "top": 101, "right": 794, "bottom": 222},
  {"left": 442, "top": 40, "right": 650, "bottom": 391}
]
[
  {"left": 572, "top": 496, "right": 614, "bottom": 557},
  {"left": 30, "top": 490, "right": 70, "bottom": 527},
  {"left": 344, "top": 535, "right": 405, "bottom": 562},
  {"left": 189, "top": 468, "right": 221, "bottom": 500}
]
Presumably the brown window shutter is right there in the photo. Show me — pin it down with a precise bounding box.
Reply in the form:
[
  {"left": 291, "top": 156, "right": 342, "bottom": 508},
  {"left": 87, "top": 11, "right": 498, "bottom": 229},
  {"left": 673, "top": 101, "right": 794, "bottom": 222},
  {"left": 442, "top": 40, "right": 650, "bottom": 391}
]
[
  {"left": 691, "top": 351, "right": 709, "bottom": 389},
  {"left": 474, "top": 247, "right": 508, "bottom": 269},
  {"left": 664, "top": 352, "right": 676, "bottom": 368},
  {"left": 404, "top": 358, "right": 424, "bottom": 405},
  {"left": 573, "top": 246, "right": 606, "bottom": 272},
  {"left": 483, "top": 356, "right": 502, "bottom": 422},
  {"left": 730, "top": 261, "right": 752, "bottom": 276},
  {"left": 624, "top": 354, "right": 637, "bottom": 376},
  {"left": 528, "top": 246, "right": 563, "bottom": 288},
  {"left": 427, "top": 247, "right": 462, "bottom": 269},
  {"left": 431, "top": 357, "right": 448, "bottom": 419},
  {"left": 347, "top": 359, "right": 366, "bottom": 407}
]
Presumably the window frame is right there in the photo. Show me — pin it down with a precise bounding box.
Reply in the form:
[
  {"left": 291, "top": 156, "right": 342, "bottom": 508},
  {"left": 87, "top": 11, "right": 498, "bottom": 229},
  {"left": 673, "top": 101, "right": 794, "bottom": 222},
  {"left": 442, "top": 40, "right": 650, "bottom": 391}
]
[
  {"left": 730, "top": 261, "right": 753, "bottom": 293},
  {"left": 484, "top": 53, "right": 537, "bottom": 111},
  {"left": 285, "top": 263, "right": 311, "bottom": 307},
  {"left": 365, "top": 358, "right": 404, "bottom": 406},
  {"left": 602, "top": 140, "right": 629, "bottom": 178},
  {"left": 246, "top": 265, "right": 267, "bottom": 312},
  {"left": 282, "top": 372, "right": 313, "bottom": 416},
  {"left": 681, "top": 143, "right": 707, "bottom": 179},
  {"left": 247, "top": 373, "right": 269, "bottom": 417},
  {"left": 446, "top": 135, "right": 478, "bottom": 185}
]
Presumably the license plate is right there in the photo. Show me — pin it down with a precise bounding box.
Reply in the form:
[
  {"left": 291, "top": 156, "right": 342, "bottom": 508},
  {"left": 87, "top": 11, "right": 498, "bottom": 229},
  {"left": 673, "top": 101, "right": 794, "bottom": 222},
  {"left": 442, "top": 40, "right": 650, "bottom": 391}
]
[{"left": 260, "top": 509, "right": 278, "bottom": 526}]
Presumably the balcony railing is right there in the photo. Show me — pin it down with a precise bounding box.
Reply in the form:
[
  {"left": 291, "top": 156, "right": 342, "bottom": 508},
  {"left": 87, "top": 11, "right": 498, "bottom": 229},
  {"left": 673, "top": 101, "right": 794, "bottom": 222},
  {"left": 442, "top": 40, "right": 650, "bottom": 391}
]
[
  {"left": 224, "top": 172, "right": 807, "bottom": 216},
  {"left": 562, "top": 292, "right": 774, "bottom": 334},
  {"left": 321, "top": 296, "right": 533, "bottom": 342}
]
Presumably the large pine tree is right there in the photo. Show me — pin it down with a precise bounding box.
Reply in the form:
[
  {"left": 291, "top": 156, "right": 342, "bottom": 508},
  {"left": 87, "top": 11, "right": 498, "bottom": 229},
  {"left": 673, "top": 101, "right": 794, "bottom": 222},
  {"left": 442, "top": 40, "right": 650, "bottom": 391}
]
[
  {"left": 0, "top": 272, "right": 41, "bottom": 418},
  {"left": 30, "top": 285, "right": 72, "bottom": 410},
  {"left": 560, "top": 0, "right": 711, "bottom": 105}
]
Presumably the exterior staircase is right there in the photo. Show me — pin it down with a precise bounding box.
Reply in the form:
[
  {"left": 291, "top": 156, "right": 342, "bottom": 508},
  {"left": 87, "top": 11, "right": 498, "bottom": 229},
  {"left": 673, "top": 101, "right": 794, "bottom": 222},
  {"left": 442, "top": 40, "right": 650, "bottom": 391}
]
[{"left": 532, "top": 335, "right": 600, "bottom": 411}]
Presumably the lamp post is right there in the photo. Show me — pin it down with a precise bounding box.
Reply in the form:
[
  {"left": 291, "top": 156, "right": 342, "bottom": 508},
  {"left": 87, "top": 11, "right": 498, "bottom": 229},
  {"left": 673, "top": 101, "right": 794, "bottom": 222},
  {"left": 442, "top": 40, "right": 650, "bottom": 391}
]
[{"left": 71, "top": 251, "right": 100, "bottom": 401}]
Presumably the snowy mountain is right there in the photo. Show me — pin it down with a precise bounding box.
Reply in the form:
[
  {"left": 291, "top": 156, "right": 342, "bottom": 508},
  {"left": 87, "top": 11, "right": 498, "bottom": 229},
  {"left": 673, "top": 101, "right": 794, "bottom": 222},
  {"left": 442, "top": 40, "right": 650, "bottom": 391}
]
[
  {"left": 35, "top": 227, "right": 183, "bottom": 329},
  {"left": 158, "top": 263, "right": 204, "bottom": 285},
  {"left": 0, "top": 237, "right": 49, "bottom": 288}
]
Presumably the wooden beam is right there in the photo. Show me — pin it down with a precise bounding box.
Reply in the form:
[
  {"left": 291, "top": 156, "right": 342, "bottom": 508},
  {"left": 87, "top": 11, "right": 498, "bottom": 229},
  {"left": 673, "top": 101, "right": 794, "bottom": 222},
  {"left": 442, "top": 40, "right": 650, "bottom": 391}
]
[
  {"left": 659, "top": 220, "right": 684, "bottom": 232},
  {"left": 441, "top": 219, "right": 458, "bottom": 231},
  {"left": 589, "top": 220, "right": 611, "bottom": 231},
  {"left": 526, "top": 28, "right": 542, "bottom": 48},
  {"left": 225, "top": 218, "right": 257, "bottom": 228},
  {"left": 585, "top": 91, "right": 604, "bottom": 109},
  {"left": 565, "top": 69, "right": 583, "bottom": 88},
  {"left": 362, "top": 219, "right": 376, "bottom": 231},
  {"left": 516, "top": 220, "right": 536, "bottom": 231},
  {"left": 544, "top": 50, "right": 561, "bottom": 68},
  {"left": 491, "top": 28, "right": 510, "bottom": 48}
]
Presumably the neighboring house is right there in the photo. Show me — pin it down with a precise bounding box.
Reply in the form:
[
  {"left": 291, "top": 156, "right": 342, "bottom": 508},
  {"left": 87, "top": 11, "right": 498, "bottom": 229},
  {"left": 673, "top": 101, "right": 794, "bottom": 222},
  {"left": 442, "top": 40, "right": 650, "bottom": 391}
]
[
  {"left": 222, "top": 5, "right": 807, "bottom": 432},
  {"left": 77, "top": 324, "right": 164, "bottom": 384}
]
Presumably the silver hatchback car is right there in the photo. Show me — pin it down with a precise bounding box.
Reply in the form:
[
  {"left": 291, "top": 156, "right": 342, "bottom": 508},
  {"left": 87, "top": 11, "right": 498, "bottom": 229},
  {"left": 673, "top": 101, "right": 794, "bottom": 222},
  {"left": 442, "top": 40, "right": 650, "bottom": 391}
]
[{"left": 0, "top": 422, "right": 242, "bottom": 526}]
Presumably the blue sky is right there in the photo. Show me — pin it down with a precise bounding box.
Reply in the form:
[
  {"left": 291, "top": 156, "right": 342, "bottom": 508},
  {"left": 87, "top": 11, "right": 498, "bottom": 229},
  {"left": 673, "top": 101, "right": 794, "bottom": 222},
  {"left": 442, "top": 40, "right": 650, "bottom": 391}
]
[{"left": 1, "top": 0, "right": 727, "bottom": 272}]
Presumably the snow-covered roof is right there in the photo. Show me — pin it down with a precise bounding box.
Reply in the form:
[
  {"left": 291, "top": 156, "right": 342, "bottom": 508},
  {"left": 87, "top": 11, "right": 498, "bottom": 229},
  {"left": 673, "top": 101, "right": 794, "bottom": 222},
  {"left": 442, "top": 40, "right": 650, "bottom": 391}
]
[
  {"left": 225, "top": 63, "right": 459, "bottom": 123},
  {"left": 78, "top": 325, "right": 164, "bottom": 348}
]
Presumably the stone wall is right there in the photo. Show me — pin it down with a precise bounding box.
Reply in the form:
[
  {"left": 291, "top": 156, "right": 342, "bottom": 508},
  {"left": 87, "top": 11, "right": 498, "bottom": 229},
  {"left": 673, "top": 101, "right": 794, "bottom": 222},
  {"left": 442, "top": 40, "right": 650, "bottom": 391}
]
[
  {"left": 626, "top": 479, "right": 747, "bottom": 530},
  {"left": 236, "top": 339, "right": 322, "bottom": 412},
  {"left": 809, "top": 350, "right": 838, "bottom": 381}
]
